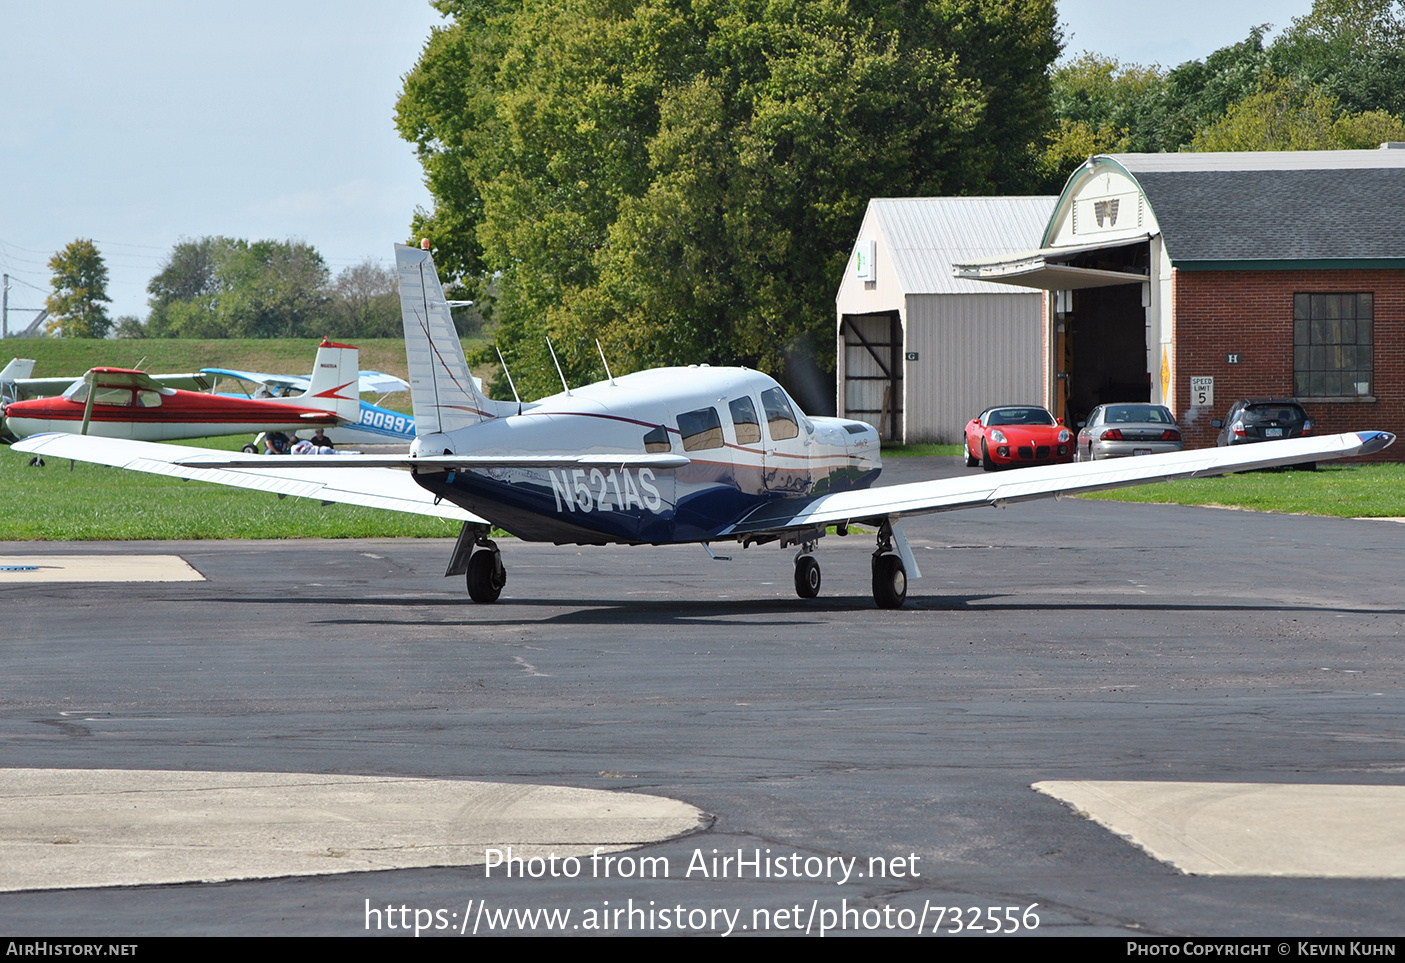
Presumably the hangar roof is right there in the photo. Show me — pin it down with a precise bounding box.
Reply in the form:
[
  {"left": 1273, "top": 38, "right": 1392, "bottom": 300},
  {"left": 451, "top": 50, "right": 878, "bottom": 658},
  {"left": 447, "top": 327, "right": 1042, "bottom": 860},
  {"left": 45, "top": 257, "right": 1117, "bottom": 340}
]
[
  {"left": 1098, "top": 149, "right": 1405, "bottom": 267},
  {"left": 863, "top": 196, "right": 1056, "bottom": 295}
]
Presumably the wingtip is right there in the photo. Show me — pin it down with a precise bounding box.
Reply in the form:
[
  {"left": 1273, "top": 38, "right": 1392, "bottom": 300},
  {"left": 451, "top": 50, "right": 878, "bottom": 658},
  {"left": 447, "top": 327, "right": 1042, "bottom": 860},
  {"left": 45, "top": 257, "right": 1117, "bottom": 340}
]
[{"left": 1357, "top": 431, "right": 1397, "bottom": 455}]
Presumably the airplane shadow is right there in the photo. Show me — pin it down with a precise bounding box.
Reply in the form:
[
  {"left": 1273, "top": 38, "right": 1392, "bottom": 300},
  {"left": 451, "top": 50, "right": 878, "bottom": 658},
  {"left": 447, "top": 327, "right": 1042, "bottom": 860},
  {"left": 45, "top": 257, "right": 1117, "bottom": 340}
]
[{"left": 165, "top": 593, "right": 1405, "bottom": 627}]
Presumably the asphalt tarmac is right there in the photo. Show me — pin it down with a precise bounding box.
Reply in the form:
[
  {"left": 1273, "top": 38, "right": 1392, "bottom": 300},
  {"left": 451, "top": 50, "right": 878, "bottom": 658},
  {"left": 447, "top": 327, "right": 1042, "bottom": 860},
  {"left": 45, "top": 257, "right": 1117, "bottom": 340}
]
[{"left": 2, "top": 457, "right": 1404, "bottom": 936}]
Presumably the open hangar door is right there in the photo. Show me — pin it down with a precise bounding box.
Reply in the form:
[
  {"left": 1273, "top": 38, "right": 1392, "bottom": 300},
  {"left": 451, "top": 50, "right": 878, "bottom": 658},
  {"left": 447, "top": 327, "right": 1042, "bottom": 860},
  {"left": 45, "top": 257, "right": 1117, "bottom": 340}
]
[
  {"left": 839, "top": 311, "right": 903, "bottom": 441},
  {"left": 1059, "top": 280, "right": 1150, "bottom": 428},
  {"left": 955, "top": 238, "right": 1153, "bottom": 429}
]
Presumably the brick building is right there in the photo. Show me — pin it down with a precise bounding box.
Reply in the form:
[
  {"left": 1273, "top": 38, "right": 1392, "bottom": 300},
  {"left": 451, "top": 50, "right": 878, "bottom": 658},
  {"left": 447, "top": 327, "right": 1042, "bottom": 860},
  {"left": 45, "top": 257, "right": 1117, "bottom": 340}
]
[{"left": 952, "top": 149, "right": 1405, "bottom": 457}]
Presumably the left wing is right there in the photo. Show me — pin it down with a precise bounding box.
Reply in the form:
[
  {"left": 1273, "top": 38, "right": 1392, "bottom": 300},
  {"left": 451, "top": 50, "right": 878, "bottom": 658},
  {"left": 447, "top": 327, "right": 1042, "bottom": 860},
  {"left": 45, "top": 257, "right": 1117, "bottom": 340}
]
[
  {"left": 12, "top": 371, "right": 212, "bottom": 399},
  {"left": 723, "top": 431, "right": 1396, "bottom": 535},
  {"left": 10, "top": 434, "right": 480, "bottom": 522}
]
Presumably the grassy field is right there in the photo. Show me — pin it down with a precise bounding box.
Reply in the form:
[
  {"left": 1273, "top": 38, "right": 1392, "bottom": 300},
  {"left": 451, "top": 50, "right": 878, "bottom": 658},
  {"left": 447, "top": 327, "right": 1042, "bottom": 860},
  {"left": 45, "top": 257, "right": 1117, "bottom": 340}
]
[
  {"left": 1, "top": 434, "right": 464, "bottom": 541},
  {"left": 1079, "top": 463, "right": 1405, "bottom": 518},
  {"left": 880, "top": 442, "right": 962, "bottom": 458}
]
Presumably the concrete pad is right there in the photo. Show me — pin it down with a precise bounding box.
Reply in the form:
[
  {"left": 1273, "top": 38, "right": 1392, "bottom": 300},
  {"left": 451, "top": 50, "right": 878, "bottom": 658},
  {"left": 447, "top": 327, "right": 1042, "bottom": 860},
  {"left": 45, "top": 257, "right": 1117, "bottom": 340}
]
[
  {"left": 0, "top": 555, "right": 204, "bottom": 583},
  {"left": 1034, "top": 780, "right": 1405, "bottom": 878},
  {"left": 0, "top": 769, "right": 707, "bottom": 891}
]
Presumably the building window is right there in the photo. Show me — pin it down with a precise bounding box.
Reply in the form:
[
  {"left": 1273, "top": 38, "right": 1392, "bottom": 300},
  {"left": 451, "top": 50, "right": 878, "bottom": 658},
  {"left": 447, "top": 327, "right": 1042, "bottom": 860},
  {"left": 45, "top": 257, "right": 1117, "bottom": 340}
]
[{"left": 1294, "top": 293, "right": 1373, "bottom": 397}]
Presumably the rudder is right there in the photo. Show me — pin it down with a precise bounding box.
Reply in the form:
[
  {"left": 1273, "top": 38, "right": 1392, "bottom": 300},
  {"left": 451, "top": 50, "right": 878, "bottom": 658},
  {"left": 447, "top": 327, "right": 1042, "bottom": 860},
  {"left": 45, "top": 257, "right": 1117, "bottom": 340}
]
[
  {"left": 303, "top": 339, "right": 362, "bottom": 423},
  {"left": 396, "top": 243, "right": 496, "bottom": 435}
]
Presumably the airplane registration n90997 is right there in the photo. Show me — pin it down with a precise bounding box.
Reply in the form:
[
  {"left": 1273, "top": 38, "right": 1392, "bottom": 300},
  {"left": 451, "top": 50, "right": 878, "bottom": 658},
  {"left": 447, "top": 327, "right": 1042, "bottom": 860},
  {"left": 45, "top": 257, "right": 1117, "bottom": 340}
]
[{"left": 13, "top": 243, "right": 1395, "bottom": 608}]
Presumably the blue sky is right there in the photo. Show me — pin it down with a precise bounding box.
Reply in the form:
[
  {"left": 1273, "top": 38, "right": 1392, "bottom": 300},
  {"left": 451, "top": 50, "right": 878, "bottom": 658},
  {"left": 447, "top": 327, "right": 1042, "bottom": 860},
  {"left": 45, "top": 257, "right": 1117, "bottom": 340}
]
[{"left": 0, "top": 0, "right": 1315, "bottom": 328}]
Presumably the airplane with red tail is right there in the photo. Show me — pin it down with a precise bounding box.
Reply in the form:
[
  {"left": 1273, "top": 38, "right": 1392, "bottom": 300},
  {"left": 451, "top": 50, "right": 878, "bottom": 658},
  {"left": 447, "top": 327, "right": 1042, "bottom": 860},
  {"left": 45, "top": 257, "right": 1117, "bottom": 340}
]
[{"left": 3, "top": 341, "right": 362, "bottom": 443}]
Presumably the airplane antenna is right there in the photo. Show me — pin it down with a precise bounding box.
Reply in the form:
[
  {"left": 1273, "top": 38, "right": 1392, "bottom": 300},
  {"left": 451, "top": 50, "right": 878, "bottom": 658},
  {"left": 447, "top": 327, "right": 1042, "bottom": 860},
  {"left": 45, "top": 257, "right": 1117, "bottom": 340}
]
[
  {"left": 596, "top": 339, "right": 616, "bottom": 386},
  {"left": 545, "top": 337, "right": 572, "bottom": 396},
  {"left": 495, "top": 346, "right": 523, "bottom": 414}
]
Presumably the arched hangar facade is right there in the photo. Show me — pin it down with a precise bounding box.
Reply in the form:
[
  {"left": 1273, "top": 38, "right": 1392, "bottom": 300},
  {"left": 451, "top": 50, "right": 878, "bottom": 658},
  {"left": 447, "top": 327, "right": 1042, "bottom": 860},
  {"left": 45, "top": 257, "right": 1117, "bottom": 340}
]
[{"left": 953, "top": 148, "right": 1405, "bottom": 457}]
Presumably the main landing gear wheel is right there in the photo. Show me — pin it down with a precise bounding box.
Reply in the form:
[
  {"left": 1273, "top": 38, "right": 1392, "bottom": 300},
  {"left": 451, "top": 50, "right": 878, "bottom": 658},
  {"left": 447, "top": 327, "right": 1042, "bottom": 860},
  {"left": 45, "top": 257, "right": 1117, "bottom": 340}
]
[
  {"left": 466, "top": 544, "right": 507, "bottom": 604},
  {"left": 963, "top": 436, "right": 979, "bottom": 468},
  {"left": 241, "top": 443, "right": 258, "bottom": 454},
  {"left": 872, "top": 554, "right": 907, "bottom": 609},
  {"left": 794, "top": 555, "right": 821, "bottom": 598}
]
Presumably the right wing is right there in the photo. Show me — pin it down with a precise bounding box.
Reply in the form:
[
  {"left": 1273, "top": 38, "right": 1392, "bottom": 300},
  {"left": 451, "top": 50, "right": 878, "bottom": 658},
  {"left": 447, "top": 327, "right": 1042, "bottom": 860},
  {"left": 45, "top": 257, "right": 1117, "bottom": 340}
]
[
  {"left": 11, "top": 434, "right": 481, "bottom": 522},
  {"left": 723, "top": 431, "right": 1396, "bottom": 536}
]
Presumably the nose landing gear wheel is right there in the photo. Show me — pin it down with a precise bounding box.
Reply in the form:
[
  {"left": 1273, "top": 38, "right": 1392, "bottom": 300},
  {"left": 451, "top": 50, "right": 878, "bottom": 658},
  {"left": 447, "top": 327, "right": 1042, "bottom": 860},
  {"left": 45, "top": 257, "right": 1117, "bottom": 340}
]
[
  {"left": 872, "top": 553, "right": 907, "bottom": 609},
  {"left": 794, "top": 555, "right": 821, "bottom": 598},
  {"left": 466, "top": 546, "right": 507, "bottom": 603}
]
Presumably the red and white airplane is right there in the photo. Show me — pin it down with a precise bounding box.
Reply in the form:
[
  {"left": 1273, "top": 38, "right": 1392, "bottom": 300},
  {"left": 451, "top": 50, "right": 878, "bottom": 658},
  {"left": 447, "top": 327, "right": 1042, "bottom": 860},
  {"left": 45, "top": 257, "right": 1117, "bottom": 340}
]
[
  {"left": 13, "top": 244, "right": 1396, "bottom": 608},
  {"left": 3, "top": 341, "right": 362, "bottom": 443}
]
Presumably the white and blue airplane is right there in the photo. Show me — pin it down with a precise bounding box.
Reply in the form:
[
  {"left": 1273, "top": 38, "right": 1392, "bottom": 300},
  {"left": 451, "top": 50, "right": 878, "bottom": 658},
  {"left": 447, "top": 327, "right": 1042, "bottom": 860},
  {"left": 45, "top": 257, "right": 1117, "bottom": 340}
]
[
  {"left": 202, "top": 358, "right": 415, "bottom": 447},
  {"left": 13, "top": 244, "right": 1396, "bottom": 608}
]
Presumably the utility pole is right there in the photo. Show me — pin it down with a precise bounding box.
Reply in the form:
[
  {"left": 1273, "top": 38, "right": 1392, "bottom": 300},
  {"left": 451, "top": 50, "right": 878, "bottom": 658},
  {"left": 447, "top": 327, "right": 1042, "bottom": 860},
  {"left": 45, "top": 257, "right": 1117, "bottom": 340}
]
[{"left": 2, "top": 273, "right": 8, "bottom": 339}]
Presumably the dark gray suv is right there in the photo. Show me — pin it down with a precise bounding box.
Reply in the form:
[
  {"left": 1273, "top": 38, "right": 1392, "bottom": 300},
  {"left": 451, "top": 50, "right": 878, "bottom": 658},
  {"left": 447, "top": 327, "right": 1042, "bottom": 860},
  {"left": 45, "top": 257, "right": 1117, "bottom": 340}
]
[{"left": 1215, "top": 399, "right": 1316, "bottom": 468}]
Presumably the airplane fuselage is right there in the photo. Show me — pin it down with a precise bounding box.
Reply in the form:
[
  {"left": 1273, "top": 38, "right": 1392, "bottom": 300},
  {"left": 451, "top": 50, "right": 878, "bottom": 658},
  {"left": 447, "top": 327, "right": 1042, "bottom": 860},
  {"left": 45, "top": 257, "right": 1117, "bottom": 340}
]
[
  {"left": 408, "top": 366, "right": 881, "bottom": 544},
  {"left": 4, "top": 386, "right": 338, "bottom": 442}
]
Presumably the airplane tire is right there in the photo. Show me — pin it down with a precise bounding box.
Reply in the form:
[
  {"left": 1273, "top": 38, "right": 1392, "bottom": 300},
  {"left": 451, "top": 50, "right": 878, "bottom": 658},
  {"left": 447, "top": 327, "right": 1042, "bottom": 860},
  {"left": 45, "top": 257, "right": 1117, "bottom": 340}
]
[
  {"left": 963, "top": 436, "right": 979, "bottom": 468},
  {"left": 872, "top": 553, "right": 907, "bottom": 609},
  {"left": 466, "top": 549, "right": 506, "bottom": 604},
  {"left": 794, "top": 555, "right": 821, "bottom": 598},
  {"left": 241, "top": 444, "right": 258, "bottom": 454}
]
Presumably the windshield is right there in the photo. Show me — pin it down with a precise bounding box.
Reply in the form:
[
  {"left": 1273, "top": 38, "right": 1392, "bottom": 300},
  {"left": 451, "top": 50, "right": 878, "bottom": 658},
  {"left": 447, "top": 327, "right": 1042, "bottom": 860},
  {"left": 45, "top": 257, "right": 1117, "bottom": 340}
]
[
  {"left": 1104, "top": 405, "right": 1174, "bottom": 425},
  {"left": 986, "top": 407, "right": 1054, "bottom": 427},
  {"left": 1242, "top": 404, "right": 1306, "bottom": 425}
]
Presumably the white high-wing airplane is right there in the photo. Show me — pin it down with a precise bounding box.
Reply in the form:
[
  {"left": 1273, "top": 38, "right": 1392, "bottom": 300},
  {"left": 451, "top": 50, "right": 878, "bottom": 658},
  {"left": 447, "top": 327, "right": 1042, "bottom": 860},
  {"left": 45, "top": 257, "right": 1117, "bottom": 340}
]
[{"left": 13, "top": 244, "right": 1397, "bottom": 608}]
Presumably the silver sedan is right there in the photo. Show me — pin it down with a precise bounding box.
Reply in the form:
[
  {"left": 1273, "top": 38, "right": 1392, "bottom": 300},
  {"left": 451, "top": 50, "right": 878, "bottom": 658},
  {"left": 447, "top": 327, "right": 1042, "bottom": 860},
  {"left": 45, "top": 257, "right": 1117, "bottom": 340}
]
[{"left": 1075, "top": 404, "right": 1184, "bottom": 461}]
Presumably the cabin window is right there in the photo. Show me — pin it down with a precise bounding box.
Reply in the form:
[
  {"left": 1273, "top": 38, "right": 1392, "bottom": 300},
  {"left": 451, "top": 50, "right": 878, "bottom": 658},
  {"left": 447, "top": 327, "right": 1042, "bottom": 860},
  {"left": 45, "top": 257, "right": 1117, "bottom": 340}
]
[
  {"left": 135, "top": 390, "right": 163, "bottom": 408},
  {"left": 677, "top": 407, "right": 724, "bottom": 451},
  {"left": 728, "top": 397, "right": 761, "bottom": 445},
  {"left": 761, "top": 387, "right": 798, "bottom": 441},
  {"left": 642, "top": 425, "right": 671, "bottom": 453}
]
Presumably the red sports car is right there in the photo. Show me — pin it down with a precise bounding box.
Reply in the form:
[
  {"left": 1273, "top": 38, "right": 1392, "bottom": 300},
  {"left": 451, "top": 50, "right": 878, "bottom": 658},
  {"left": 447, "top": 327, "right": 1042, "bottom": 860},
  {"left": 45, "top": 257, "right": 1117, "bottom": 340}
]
[{"left": 963, "top": 405, "right": 1074, "bottom": 471}]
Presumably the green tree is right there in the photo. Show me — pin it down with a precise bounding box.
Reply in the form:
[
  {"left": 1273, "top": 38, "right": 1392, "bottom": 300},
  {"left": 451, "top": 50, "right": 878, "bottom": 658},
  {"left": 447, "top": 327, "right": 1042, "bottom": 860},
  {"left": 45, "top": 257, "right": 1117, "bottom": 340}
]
[
  {"left": 45, "top": 239, "right": 112, "bottom": 338},
  {"left": 1190, "top": 73, "right": 1405, "bottom": 150},
  {"left": 398, "top": 0, "right": 1061, "bottom": 400},
  {"left": 1039, "top": 54, "right": 1163, "bottom": 189},
  {"left": 1269, "top": 0, "right": 1405, "bottom": 116},
  {"left": 145, "top": 237, "right": 331, "bottom": 338},
  {"left": 326, "top": 261, "right": 402, "bottom": 339},
  {"left": 146, "top": 236, "right": 225, "bottom": 336}
]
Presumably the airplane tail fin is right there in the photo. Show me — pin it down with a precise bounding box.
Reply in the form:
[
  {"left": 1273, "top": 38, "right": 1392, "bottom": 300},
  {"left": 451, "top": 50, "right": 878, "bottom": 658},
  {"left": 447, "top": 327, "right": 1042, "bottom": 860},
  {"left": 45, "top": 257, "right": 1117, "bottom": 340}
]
[
  {"left": 395, "top": 243, "right": 498, "bottom": 435},
  {"left": 302, "top": 340, "right": 363, "bottom": 423},
  {"left": 1, "top": 358, "right": 36, "bottom": 383}
]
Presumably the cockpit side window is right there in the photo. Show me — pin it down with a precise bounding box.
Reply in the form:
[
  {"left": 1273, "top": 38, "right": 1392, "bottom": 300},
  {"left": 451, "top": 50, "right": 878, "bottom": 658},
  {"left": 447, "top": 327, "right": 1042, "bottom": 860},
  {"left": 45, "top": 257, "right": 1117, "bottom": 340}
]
[
  {"left": 728, "top": 396, "right": 761, "bottom": 445},
  {"left": 643, "top": 425, "right": 671, "bottom": 453},
  {"left": 761, "top": 387, "right": 798, "bottom": 441},
  {"left": 677, "top": 406, "right": 724, "bottom": 451}
]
